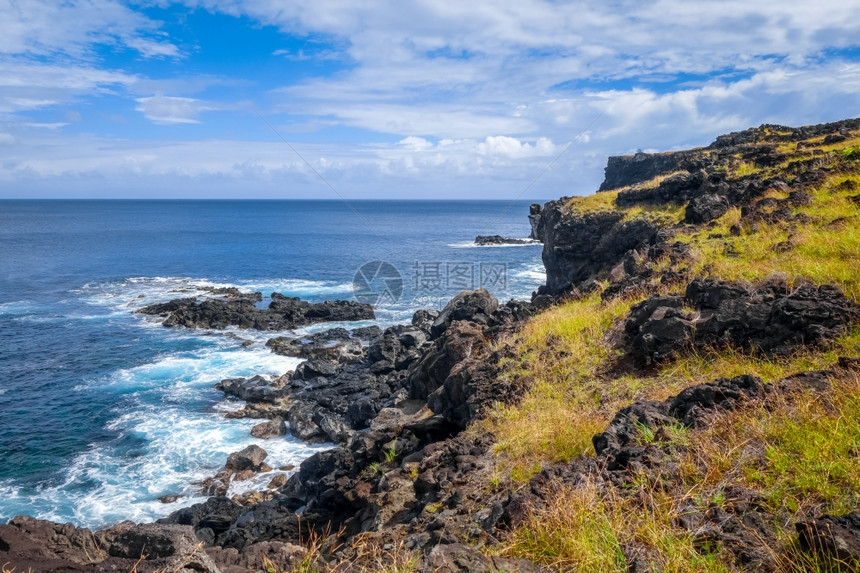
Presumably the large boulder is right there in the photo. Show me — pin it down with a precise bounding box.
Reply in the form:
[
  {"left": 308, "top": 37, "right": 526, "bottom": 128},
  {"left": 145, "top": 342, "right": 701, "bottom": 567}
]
[
  {"left": 266, "top": 328, "right": 366, "bottom": 363},
  {"left": 216, "top": 374, "right": 288, "bottom": 403},
  {"left": 225, "top": 445, "right": 268, "bottom": 472},
  {"left": 426, "top": 358, "right": 498, "bottom": 428},
  {"left": 684, "top": 193, "right": 729, "bottom": 224},
  {"left": 410, "top": 321, "right": 487, "bottom": 400},
  {"left": 158, "top": 496, "right": 244, "bottom": 546},
  {"left": 430, "top": 289, "right": 499, "bottom": 339},
  {"left": 625, "top": 278, "right": 859, "bottom": 366},
  {"left": 250, "top": 418, "right": 287, "bottom": 439}
]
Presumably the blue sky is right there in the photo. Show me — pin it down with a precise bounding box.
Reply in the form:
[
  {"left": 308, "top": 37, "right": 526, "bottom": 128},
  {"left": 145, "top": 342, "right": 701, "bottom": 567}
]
[{"left": 1, "top": 1, "right": 859, "bottom": 199}]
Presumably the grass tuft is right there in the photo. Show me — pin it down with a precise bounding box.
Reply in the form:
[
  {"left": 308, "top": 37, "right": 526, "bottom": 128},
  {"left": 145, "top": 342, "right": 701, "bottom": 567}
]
[{"left": 498, "top": 480, "right": 730, "bottom": 572}]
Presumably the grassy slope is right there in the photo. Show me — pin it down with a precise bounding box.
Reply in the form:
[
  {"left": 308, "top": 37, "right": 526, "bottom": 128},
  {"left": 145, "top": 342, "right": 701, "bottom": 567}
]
[{"left": 477, "top": 131, "right": 860, "bottom": 571}]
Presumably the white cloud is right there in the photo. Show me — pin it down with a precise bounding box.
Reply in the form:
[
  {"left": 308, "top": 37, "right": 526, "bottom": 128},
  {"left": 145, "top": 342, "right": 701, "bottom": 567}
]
[
  {"left": 219, "top": 0, "right": 860, "bottom": 146},
  {"left": 477, "top": 136, "right": 557, "bottom": 158},
  {"left": 2, "top": 1, "right": 860, "bottom": 197},
  {"left": 125, "top": 37, "right": 181, "bottom": 58},
  {"left": 0, "top": 61, "right": 137, "bottom": 117},
  {"left": 23, "top": 122, "right": 68, "bottom": 129},
  {"left": 0, "top": 0, "right": 178, "bottom": 58},
  {"left": 134, "top": 94, "right": 217, "bottom": 124},
  {"left": 0, "top": 62, "right": 136, "bottom": 90},
  {"left": 399, "top": 136, "right": 432, "bottom": 151}
]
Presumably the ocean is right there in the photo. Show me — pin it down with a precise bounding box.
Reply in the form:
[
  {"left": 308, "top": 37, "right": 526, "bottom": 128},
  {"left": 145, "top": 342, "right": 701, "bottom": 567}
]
[{"left": 0, "top": 200, "right": 545, "bottom": 528}]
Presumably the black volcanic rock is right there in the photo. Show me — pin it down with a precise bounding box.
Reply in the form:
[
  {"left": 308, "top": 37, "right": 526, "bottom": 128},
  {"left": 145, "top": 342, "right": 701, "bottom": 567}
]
[
  {"left": 250, "top": 418, "right": 287, "bottom": 439},
  {"left": 430, "top": 288, "right": 499, "bottom": 338},
  {"left": 272, "top": 312, "right": 441, "bottom": 444},
  {"left": 136, "top": 292, "right": 374, "bottom": 330},
  {"left": 474, "top": 235, "right": 538, "bottom": 246},
  {"left": 528, "top": 203, "right": 544, "bottom": 241},
  {"left": 616, "top": 170, "right": 705, "bottom": 206},
  {"left": 538, "top": 201, "right": 660, "bottom": 295},
  {"left": 796, "top": 513, "right": 860, "bottom": 565},
  {"left": 684, "top": 193, "right": 730, "bottom": 224},
  {"left": 225, "top": 445, "right": 268, "bottom": 472},
  {"left": 216, "top": 374, "right": 289, "bottom": 403},
  {"left": 600, "top": 150, "right": 703, "bottom": 192},
  {"left": 266, "top": 327, "right": 367, "bottom": 363},
  {"left": 624, "top": 277, "right": 860, "bottom": 366}
]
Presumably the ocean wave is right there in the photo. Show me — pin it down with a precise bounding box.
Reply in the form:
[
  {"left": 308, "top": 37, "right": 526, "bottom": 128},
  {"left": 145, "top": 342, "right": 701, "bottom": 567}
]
[
  {"left": 235, "top": 279, "right": 354, "bottom": 297},
  {"left": 0, "top": 300, "right": 36, "bottom": 316},
  {"left": 90, "top": 343, "right": 302, "bottom": 393},
  {"left": 0, "top": 405, "right": 329, "bottom": 528},
  {"left": 0, "top": 340, "right": 315, "bottom": 528},
  {"left": 512, "top": 263, "right": 547, "bottom": 283},
  {"left": 75, "top": 276, "right": 356, "bottom": 313}
]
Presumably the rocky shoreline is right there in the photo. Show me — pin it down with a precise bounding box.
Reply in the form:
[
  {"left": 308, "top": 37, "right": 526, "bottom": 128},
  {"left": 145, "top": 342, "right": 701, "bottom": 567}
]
[{"left": 3, "top": 117, "right": 860, "bottom": 572}]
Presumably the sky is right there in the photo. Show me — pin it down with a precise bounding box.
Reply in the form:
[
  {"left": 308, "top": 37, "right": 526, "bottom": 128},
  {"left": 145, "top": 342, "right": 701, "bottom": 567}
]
[{"left": 1, "top": 1, "right": 859, "bottom": 199}]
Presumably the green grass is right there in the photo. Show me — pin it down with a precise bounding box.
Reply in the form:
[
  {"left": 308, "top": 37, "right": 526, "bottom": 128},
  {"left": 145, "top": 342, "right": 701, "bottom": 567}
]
[
  {"left": 498, "top": 481, "right": 731, "bottom": 572},
  {"left": 486, "top": 128, "right": 860, "bottom": 571},
  {"left": 477, "top": 294, "right": 635, "bottom": 473},
  {"left": 750, "top": 377, "right": 860, "bottom": 515}
]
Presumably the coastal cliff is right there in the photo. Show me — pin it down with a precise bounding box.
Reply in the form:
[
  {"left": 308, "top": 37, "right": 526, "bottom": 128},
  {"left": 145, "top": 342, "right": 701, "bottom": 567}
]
[{"left": 3, "top": 118, "right": 860, "bottom": 572}]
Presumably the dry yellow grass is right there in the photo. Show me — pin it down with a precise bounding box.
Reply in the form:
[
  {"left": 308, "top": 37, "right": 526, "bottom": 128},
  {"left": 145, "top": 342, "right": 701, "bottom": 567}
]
[
  {"left": 680, "top": 371, "right": 860, "bottom": 516},
  {"left": 486, "top": 129, "right": 860, "bottom": 570},
  {"left": 476, "top": 294, "right": 637, "bottom": 475},
  {"left": 497, "top": 480, "right": 731, "bottom": 572}
]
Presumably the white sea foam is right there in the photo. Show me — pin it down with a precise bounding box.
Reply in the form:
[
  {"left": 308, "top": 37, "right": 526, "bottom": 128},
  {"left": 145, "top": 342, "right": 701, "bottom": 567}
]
[
  {"left": 2, "top": 335, "right": 319, "bottom": 527},
  {"left": 93, "top": 344, "right": 302, "bottom": 393},
  {"left": 236, "top": 279, "right": 354, "bottom": 297},
  {"left": 0, "top": 300, "right": 35, "bottom": 316},
  {"left": 76, "top": 276, "right": 355, "bottom": 314},
  {"left": 0, "top": 404, "right": 329, "bottom": 527},
  {"left": 512, "top": 263, "right": 547, "bottom": 283}
]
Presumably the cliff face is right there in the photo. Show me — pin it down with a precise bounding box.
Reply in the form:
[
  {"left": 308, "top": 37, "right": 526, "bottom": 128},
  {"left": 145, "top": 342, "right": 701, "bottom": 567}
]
[
  {"left": 538, "top": 204, "right": 658, "bottom": 294},
  {"left": 537, "top": 117, "right": 860, "bottom": 298},
  {"left": 598, "top": 117, "right": 860, "bottom": 192},
  {"left": 598, "top": 150, "right": 700, "bottom": 191}
]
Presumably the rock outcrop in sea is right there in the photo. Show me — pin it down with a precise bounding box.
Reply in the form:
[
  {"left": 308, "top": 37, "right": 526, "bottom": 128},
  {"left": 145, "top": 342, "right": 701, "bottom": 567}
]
[{"left": 137, "top": 292, "right": 374, "bottom": 330}]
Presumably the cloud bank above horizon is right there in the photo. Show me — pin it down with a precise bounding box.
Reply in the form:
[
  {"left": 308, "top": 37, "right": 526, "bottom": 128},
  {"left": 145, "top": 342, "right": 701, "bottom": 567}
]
[{"left": 1, "top": 0, "right": 859, "bottom": 199}]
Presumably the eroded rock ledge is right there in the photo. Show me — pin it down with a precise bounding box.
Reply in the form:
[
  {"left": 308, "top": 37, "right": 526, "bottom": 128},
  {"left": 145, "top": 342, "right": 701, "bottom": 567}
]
[{"left": 136, "top": 292, "right": 374, "bottom": 330}]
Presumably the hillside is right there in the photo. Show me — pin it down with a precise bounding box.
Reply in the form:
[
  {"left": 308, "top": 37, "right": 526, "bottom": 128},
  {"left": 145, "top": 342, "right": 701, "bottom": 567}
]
[
  {"left": 483, "top": 117, "right": 860, "bottom": 571},
  {"left": 2, "top": 118, "right": 859, "bottom": 573}
]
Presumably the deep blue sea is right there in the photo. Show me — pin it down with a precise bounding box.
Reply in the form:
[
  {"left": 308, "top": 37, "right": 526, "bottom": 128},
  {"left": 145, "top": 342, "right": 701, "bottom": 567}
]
[{"left": 0, "top": 200, "right": 545, "bottom": 528}]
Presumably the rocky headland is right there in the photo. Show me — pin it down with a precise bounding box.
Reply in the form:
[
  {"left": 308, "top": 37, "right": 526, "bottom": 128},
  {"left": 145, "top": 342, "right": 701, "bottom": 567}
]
[{"left": 3, "top": 118, "right": 860, "bottom": 572}]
